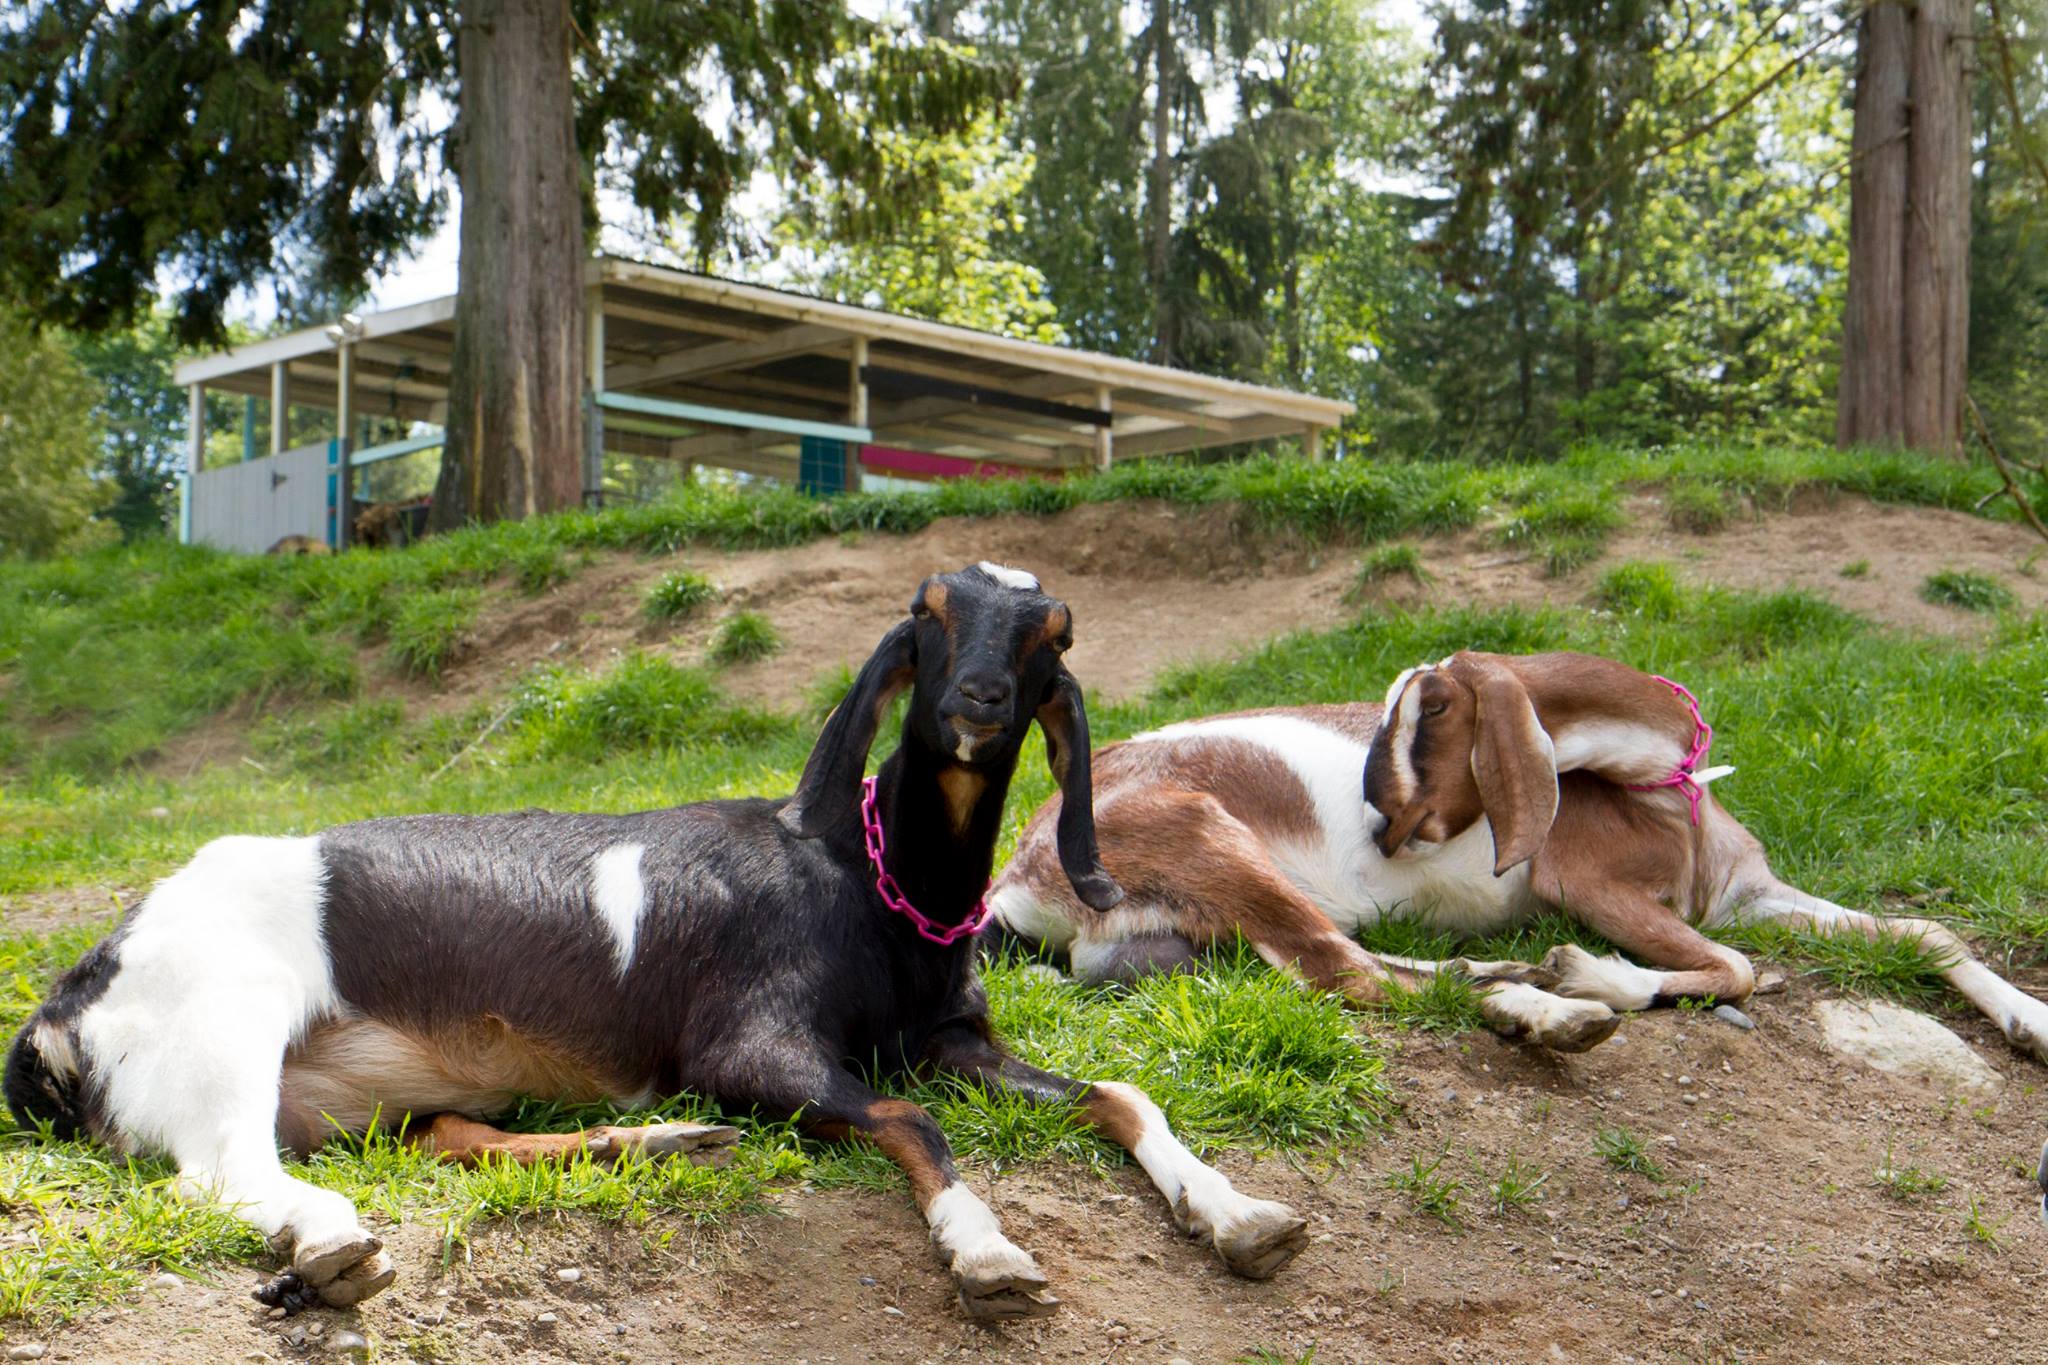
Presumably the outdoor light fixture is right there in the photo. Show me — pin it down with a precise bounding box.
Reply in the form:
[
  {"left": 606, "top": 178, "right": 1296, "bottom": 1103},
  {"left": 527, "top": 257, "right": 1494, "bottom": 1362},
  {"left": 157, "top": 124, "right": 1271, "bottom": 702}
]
[{"left": 324, "top": 312, "right": 366, "bottom": 345}]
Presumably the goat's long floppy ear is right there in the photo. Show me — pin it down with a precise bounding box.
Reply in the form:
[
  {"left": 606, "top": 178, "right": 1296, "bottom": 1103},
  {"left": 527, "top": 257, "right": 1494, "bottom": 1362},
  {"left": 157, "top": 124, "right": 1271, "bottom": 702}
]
[
  {"left": 1036, "top": 666, "right": 1124, "bottom": 911},
  {"left": 1461, "top": 657, "right": 1560, "bottom": 877},
  {"left": 778, "top": 618, "right": 918, "bottom": 838}
]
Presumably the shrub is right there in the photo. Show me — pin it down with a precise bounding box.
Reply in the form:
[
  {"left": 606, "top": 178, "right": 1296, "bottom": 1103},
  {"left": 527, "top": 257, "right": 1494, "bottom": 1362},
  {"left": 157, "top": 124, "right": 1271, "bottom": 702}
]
[
  {"left": 643, "top": 570, "right": 722, "bottom": 621},
  {"left": 1920, "top": 569, "right": 2014, "bottom": 613},
  {"left": 711, "top": 611, "right": 782, "bottom": 664},
  {"left": 511, "top": 544, "right": 571, "bottom": 595},
  {"left": 1664, "top": 480, "right": 1732, "bottom": 533}
]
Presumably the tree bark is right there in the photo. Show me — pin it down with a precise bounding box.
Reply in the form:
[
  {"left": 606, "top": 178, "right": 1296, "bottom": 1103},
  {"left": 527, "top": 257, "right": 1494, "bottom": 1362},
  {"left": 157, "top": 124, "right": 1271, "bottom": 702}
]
[
  {"left": 1837, "top": 0, "right": 1970, "bottom": 457},
  {"left": 1147, "top": 0, "right": 1176, "bottom": 367},
  {"left": 432, "top": 0, "right": 587, "bottom": 530}
]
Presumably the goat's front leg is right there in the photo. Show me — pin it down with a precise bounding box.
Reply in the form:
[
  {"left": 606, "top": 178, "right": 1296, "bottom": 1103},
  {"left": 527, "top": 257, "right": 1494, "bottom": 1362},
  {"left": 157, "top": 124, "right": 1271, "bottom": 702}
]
[
  {"left": 803, "top": 1073, "right": 1057, "bottom": 1321},
  {"left": 927, "top": 1023, "right": 1309, "bottom": 1280}
]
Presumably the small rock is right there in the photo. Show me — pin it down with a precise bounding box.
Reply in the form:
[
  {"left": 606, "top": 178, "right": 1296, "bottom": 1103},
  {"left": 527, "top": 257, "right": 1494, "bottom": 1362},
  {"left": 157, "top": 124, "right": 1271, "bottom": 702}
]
[
  {"left": 411, "top": 1308, "right": 446, "bottom": 1327},
  {"left": 614, "top": 1325, "right": 628, "bottom": 1336},
  {"left": 1754, "top": 972, "right": 1788, "bottom": 995},
  {"left": 857, "top": 1276, "right": 877, "bottom": 1287},
  {"left": 536, "top": 1312, "right": 559, "bottom": 1327},
  {"left": 152, "top": 1273, "right": 182, "bottom": 1290},
  {"left": 1617, "top": 1195, "right": 1630, "bottom": 1210},
  {"left": 882, "top": 1306, "right": 906, "bottom": 1319},
  {"left": 1712, "top": 1004, "right": 1755, "bottom": 1031},
  {"left": 1681, "top": 1093, "right": 1699, "bottom": 1105},
  {"left": 281, "top": 1328, "right": 307, "bottom": 1350},
  {"left": 556, "top": 1268, "right": 583, "bottom": 1283},
  {"left": 326, "top": 1331, "right": 370, "bottom": 1357},
  {"left": 1814, "top": 999, "right": 2006, "bottom": 1099},
  {"left": 8, "top": 1347, "right": 49, "bottom": 1361},
  {"left": 266, "top": 1307, "right": 288, "bottom": 1321},
  {"left": 1169, "top": 1359, "right": 1197, "bottom": 1365},
  {"left": 1676, "top": 1075, "right": 1692, "bottom": 1086},
  {"left": 1443, "top": 1090, "right": 1458, "bottom": 1104}
]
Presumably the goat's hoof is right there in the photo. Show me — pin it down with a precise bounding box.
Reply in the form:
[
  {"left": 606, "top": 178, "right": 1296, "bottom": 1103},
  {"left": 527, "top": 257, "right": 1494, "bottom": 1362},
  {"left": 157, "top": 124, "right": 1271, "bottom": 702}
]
[
  {"left": 954, "top": 1250, "right": 1058, "bottom": 1321},
  {"left": 317, "top": 1249, "right": 396, "bottom": 1308},
  {"left": 250, "top": 1269, "right": 322, "bottom": 1315},
  {"left": 587, "top": 1121, "right": 743, "bottom": 1166},
  {"left": 291, "top": 1229, "right": 383, "bottom": 1289},
  {"left": 1533, "top": 1000, "right": 1621, "bottom": 1054},
  {"left": 1213, "top": 1201, "right": 1308, "bottom": 1280}
]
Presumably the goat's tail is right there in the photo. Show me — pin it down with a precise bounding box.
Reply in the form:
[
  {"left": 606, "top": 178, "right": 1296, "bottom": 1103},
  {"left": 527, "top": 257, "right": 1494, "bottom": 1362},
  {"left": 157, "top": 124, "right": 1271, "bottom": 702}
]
[{"left": 5, "top": 1018, "right": 89, "bottom": 1141}]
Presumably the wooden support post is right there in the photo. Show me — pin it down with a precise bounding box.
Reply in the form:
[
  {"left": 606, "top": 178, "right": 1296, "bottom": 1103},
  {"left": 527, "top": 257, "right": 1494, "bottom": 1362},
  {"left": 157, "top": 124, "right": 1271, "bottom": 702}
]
[
  {"left": 270, "top": 362, "right": 288, "bottom": 456},
  {"left": 182, "top": 384, "right": 204, "bottom": 544},
  {"left": 335, "top": 343, "right": 355, "bottom": 547},
  {"left": 847, "top": 336, "right": 869, "bottom": 491},
  {"left": 1094, "top": 385, "right": 1114, "bottom": 471},
  {"left": 1304, "top": 426, "right": 1323, "bottom": 463},
  {"left": 584, "top": 285, "right": 606, "bottom": 507}
]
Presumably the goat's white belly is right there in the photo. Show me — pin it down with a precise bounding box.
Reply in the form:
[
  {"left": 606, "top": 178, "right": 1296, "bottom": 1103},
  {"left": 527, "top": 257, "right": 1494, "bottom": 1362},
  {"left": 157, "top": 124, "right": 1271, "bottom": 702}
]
[{"left": 1271, "top": 817, "right": 1538, "bottom": 938}]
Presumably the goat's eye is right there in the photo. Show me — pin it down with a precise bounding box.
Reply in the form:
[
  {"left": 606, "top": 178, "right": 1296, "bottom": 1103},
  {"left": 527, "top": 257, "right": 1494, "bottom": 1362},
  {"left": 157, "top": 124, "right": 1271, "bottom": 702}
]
[
  {"left": 1053, "top": 633, "right": 1072, "bottom": 653},
  {"left": 912, "top": 605, "right": 932, "bottom": 621},
  {"left": 1423, "top": 700, "right": 1448, "bottom": 718}
]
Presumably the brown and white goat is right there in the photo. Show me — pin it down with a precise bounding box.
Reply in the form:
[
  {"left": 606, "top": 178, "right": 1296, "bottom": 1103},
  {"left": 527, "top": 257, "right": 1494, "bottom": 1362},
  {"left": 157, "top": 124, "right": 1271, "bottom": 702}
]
[{"left": 990, "top": 651, "right": 2048, "bottom": 1061}]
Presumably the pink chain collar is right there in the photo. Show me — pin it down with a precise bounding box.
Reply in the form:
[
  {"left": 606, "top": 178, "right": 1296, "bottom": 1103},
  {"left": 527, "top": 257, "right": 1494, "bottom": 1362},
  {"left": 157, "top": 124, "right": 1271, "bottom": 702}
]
[
  {"left": 1624, "top": 675, "right": 1714, "bottom": 824},
  {"left": 860, "top": 775, "right": 992, "bottom": 946}
]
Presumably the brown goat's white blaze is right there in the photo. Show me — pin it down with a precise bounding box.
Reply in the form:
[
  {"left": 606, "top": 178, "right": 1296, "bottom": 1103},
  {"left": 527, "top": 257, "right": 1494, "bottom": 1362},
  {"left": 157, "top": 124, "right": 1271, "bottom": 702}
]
[{"left": 989, "top": 651, "right": 2048, "bottom": 1067}]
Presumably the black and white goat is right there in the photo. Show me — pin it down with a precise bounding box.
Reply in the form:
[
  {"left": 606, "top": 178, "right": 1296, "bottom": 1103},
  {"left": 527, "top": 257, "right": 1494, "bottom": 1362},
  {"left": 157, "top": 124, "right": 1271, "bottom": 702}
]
[
  {"left": 991, "top": 650, "right": 2048, "bottom": 1061},
  {"left": 4, "top": 563, "right": 1305, "bottom": 1320}
]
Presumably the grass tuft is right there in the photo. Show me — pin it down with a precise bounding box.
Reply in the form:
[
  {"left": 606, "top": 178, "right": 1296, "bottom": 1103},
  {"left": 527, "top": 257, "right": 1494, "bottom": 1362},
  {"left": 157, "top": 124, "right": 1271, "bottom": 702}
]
[
  {"left": 1665, "top": 480, "right": 1733, "bottom": 533},
  {"left": 1874, "top": 1136, "right": 1947, "bottom": 1200},
  {"left": 1596, "top": 562, "right": 1685, "bottom": 620},
  {"left": 510, "top": 544, "right": 571, "bottom": 596},
  {"left": 710, "top": 611, "right": 782, "bottom": 665},
  {"left": 1387, "top": 1152, "right": 1464, "bottom": 1227},
  {"left": 643, "top": 569, "right": 721, "bottom": 621},
  {"left": 386, "top": 588, "right": 481, "bottom": 679},
  {"left": 1346, "top": 544, "right": 1431, "bottom": 600},
  {"left": 1920, "top": 569, "right": 2015, "bottom": 613},
  {"left": 1594, "top": 1125, "right": 1665, "bottom": 1181},
  {"left": 1487, "top": 1154, "right": 1550, "bottom": 1214}
]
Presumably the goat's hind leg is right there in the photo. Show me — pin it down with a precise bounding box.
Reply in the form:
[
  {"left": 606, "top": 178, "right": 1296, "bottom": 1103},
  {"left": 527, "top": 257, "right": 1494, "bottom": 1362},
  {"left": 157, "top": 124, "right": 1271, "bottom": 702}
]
[
  {"left": 928, "top": 1024, "right": 1309, "bottom": 1280},
  {"left": 1722, "top": 879, "right": 2048, "bottom": 1064},
  {"left": 414, "top": 1112, "right": 741, "bottom": 1166}
]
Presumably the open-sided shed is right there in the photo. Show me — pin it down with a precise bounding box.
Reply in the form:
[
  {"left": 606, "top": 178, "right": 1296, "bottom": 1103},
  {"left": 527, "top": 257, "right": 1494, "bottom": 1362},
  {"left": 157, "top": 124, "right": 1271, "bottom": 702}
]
[{"left": 171, "top": 255, "right": 1355, "bottom": 550}]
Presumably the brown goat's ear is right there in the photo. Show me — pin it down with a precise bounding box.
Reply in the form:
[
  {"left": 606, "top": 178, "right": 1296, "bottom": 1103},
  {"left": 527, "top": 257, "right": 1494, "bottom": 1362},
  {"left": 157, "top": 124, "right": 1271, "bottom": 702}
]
[
  {"left": 1036, "top": 665, "right": 1124, "bottom": 911},
  {"left": 1461, "top": 657, "right": 1559, "bottom": 876},
  {"left": 778, "top": 619, "right": 917, "bottom": 838}
]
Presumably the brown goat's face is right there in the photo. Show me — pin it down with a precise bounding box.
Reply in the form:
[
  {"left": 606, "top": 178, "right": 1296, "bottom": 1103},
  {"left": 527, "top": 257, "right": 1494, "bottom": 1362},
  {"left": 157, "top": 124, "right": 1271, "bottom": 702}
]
[
  {"left": 908, "top": 562, "right": 1073, "bottom": 768},
  {"left": 1363, "top": 662, "right": 1485, "bottom": 858},
  {"left": 1363, "top": 653, "right": 1561, "bottom": 877}
]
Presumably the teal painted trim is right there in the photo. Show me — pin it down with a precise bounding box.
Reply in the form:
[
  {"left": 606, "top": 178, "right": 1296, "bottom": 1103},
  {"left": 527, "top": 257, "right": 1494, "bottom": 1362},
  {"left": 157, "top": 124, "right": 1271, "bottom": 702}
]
[
  {"left": 595, "top": 390, "right": 869, "bottom": 444},
  {"left": 178, "top": 474, "right": 191, "bottom": 544},
  {"left": 353, "top": 433, "right": 442, "bottom": 466}
]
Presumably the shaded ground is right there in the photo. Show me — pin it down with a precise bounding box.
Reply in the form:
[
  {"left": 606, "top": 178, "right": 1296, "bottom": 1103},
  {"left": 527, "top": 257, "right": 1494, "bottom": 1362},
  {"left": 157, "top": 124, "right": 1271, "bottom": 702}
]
[{"left": 7, "top": 975, "right": 2045, "bottom": 1365}]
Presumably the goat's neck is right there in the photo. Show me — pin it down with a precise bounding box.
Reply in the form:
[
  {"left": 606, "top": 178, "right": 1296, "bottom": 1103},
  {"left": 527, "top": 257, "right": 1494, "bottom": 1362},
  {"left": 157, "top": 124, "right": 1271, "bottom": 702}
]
[{"left": 870, "top": 731, "right": 1014, "bottom": 921}]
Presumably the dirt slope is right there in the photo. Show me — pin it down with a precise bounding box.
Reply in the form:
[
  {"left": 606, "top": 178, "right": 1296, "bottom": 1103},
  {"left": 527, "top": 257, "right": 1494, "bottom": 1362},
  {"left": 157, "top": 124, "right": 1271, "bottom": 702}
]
[
  {"left": 12, "top": 976, "right": 2047, "bottom": 1364},
  {"left": 392, "top": 489, "right": 2048, "bottom": 721}
]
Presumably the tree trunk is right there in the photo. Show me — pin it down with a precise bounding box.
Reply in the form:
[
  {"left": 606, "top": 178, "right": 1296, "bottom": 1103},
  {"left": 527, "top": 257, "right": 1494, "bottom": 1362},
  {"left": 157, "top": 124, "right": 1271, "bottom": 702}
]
[
  {"left": 1837, "top": 0, "right": 1971, "bottom": 457},
  {"left": 1147, "top": 0, "right": 1176, "bottom": 366},
  {"left": 432, "top": 0, "right": 586, "bottom": 530}
]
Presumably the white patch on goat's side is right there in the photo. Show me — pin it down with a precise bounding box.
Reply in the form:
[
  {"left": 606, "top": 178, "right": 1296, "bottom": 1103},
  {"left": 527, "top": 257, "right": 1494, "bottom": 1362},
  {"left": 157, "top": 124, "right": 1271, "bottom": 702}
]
[
  {"left": 590, "top": 843, "right": 648, "bottom": 975},
  {"left": 1124, "top": 713, "right": 1534, "bottom": 936},
  {"left": 975, "top": 561, "right": 1040, "bottom": 592},
  {"left": 75, "top": 836, "right": 366, "bottom": 1253},
  {"left": 986, "top": 882, "right": 1079, "bottom": 950}
]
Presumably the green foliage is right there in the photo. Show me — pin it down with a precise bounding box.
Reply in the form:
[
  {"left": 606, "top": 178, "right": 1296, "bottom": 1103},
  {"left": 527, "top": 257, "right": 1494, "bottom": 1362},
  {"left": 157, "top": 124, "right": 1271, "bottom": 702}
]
[
  {"left": 65, "top": 309, "right": 219, "bottom": 541},
  {"left": 1487, "top": 1155, "right": 1549, "bottom": 1214},
  {"left": 1387, "top": 1152, "right": 1463, "bottom": 1227},
  {"left": 0, "top": 309, "right": 110, "bottom": 558},
  {"left": 643, "top": 570, "right": 722, "bottom": 621},
  {"left": 1664, "top": 480, "right": 1732, "bottom": 534},
  {"left": 1596, "top": 562, "right": 1684, "bottom": 620},
  {"left": 1874, "top": 1136, "right": 1947, "bottom": 1201},
  {"left": 387, "top": 589, "right": 481, "bottom": 679},
  {"left": 508, "top": 653, "right": 785, "bottom": 761},
  {"left": 1347, "top": 543, "right": 1431, "bottom": 598},
  {"left": 510, "top": 544, "right": 571, "bottom": 596},
  {"left": 1495, "top": 488, "right": 1624, "bottom": 576},
  {"left": 1920, "top": 570, "right": 2015, "bottom": 613},
  {"left": 1593, "top": 1125, "right": 1664, "bottom": 1181},
  {"left": 710, "top": 611, "right": 783, "bottom": 664}
]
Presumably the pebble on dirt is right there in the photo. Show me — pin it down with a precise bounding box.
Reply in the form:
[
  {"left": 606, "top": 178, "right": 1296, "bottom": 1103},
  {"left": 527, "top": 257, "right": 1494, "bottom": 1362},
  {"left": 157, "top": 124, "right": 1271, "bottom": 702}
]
[
  {"left": 556, "top": 1267, "right": 583, "bottom": 1282},
  {"left": 326, "top": 1331, "right": 369, "bottom": 1357},
  {"left": 7, "top": 1346, "right": 49, "bottom": 1361}
]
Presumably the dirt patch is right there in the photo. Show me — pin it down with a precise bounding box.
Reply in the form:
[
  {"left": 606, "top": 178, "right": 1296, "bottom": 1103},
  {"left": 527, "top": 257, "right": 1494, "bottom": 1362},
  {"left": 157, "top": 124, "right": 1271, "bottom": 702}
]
[
  {"left": 13, "top": 978, "right": 2046, "bottom": 1364},
  {"left": 0, "top": 883, "right": 133, "bottom": 935}
]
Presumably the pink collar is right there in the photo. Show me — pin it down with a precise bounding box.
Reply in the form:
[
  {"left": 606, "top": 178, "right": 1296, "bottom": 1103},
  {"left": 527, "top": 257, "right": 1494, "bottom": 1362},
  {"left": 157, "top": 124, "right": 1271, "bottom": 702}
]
[
  {"left": 860, "top": 775, "right": 992, "bottom": 946},
  {"left": 1624, "top": 675, "right": 1714, "bottom": 824}
]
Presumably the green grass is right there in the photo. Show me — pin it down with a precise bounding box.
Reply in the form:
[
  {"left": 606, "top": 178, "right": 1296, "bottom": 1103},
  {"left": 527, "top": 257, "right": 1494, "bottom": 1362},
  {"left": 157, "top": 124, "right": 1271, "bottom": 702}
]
[
  {"left": 1593, "top": 1126, "right": 1665, "bottom": 1182},
  {"left": 1874, "top": 1136, "right": 1948, "bottom": 1201},
  {"left": 1387, "top": 1151, "right": 1464, "bottom": 1227},
  {"left": 386, "top": 588, "right": 481, "bottom": 679},
  {"left": 1487, "top": 1154, "right": 1550, "bottom": 1214},
  {"left": 1346, "top": 543, "right": 1431, "bottom": 599},
  {"left": 1664, "top": 479, "right": 1733, "bottom": 533},
  {"left": 642, "top": 569, "right": 721, "bottom": 621},
  {"left": 709, "top": 610, "right": 782, "bottom": 665},
  {"left": 1921, "top": 569, "right": 2016, "bottom": 613},
  {"left": 1596, "top": 561, "right": 1685, "bottom": 620},
  {"left": 0, "top": 439, "right": 2017, "bottom": 782}
]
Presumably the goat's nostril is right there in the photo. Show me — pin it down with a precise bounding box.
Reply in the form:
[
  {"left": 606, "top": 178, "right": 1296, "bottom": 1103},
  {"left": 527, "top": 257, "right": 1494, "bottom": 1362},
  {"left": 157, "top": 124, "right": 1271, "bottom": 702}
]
[{"left": 957, "top": 676, "right": 1013, "bottom": 707}]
